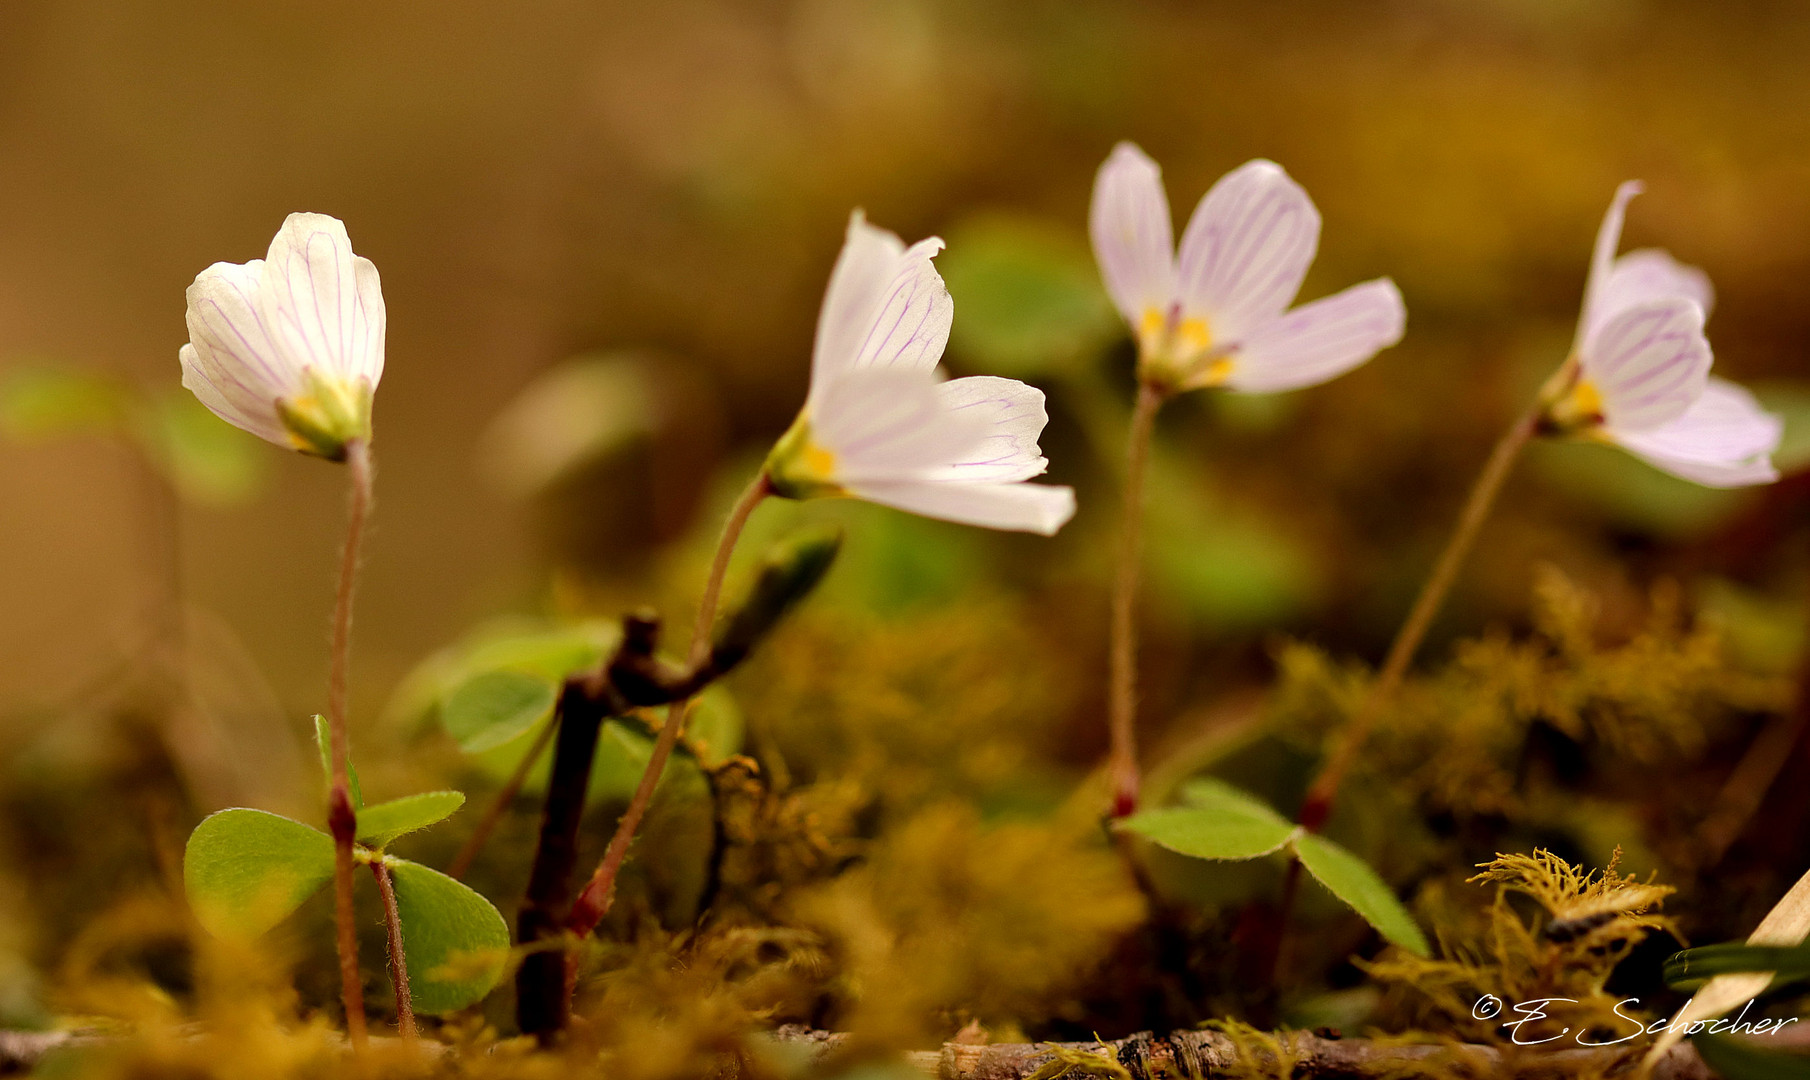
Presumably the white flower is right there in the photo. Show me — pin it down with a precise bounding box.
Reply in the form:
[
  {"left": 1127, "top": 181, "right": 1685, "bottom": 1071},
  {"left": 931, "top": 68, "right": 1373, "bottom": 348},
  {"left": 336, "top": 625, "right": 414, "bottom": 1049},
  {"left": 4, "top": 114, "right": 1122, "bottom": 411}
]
[
  {"left": 1545, "top": 182, "right": 1781, "bottom": 488},
  {"left": 181, "top": 213, "right": 385, "bottom": 460},
  {"left": 764, "top": 213, "right": 1077, "bottom": 535},
  {"left": 1089, "top": 142, "right": 1405, "bottom": 393}
]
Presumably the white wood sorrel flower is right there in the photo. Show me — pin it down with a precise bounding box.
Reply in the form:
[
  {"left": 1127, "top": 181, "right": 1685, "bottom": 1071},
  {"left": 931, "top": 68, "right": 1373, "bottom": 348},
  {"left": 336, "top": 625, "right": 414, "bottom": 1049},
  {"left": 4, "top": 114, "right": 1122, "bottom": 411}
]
[
  {"left": 1089, "top": 142, "right": 1406, "bottom": 394},
  {"left": 1541, "top": 182, "right": 1781, "bottom": 487},
  {"left": 764, "top": 213, "right": 1076, "bottom": 535},
  {"left": 180, "top": 213, "right": 385, "bottom": 460}
]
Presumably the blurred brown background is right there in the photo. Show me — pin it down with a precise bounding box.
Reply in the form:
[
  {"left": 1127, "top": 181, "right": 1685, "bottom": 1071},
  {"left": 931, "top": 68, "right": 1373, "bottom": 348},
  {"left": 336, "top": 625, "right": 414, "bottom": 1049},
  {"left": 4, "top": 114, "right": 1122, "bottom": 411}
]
[{"left": 3, "top": 0, "right": 1808, "bottom": 743}]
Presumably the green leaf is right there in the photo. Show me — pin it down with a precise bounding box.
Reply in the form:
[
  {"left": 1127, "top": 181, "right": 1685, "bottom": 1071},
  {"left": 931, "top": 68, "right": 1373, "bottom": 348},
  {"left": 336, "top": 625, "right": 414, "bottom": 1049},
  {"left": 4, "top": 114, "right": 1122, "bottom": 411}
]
[
  {"left": 183, "top": 809, "right": 334, "bottom": 940},
  {"left": 1292, "top": 833, "right": 1429, "bottom": 957},
  {"left": 1118, "top": 781, "right": 1297, "bottom": 860},
  {"left": 938, "top": 213, "right": 1119, "bottom": 378},
  {"left": 1664, "top": 942, "right": 1810, "bottom": 992},
  {"left": 442, "top": 670, "right": 558, "bottom": 753},
  {"left": 313, "top": 715, "right": 363, "bottom": 810},
  {"left": 1146, "top": 454, "right": 1318, "bottom": 630},
  {"left": 686, "top": 684, "right": 744, "bottom": 768},
  {"left": 0, "top": 366, "right": 128, "bottom": 439},
  {"left": 1752, "top": 380, "right": 1810, "bottom": 475},
  {"left": 592, "top": 720, "right": 657, "bottom": 803},
  {"left": 475, "top": 353, "right": 664, "bottom": 496},
  {"left": 380, "top": 620, "right": 615, "bottom": 737},
  {"left": 387, "top": 859, "right": 509, "bottom": 1014},
  {"left": 137, "top": 392, "right": 269, "bottom": 507},
  {"left": 357, "top": 791, "right": 466, "bottom": 849},
  {"left": 1526, "top": 439, "right": 1744, "bottom": 539},
  {"left": 453, "top": 626, "right": 612, "bottom": 682},
  {"left": 1694, "top": 1032, "right": 1810, "bottom": 1080}
]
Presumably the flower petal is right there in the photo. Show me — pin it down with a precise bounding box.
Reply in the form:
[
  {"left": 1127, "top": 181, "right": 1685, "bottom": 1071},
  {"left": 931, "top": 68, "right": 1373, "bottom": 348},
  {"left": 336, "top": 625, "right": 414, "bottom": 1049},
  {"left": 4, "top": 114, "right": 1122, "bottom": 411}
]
[
  {"left": 810, "top": 367, "right": 986, "bottom": 481},
  {"left": 811, "top": 211, "right": 907, "bottom": 389},
  {"left": 259, "top": 213, "right": 380, "bottom": 383},
  {"left": 1581, "top": 297, "right": 1711, "bottom": 431},
  {"left": 1175, "top": 159, "right": 1320, "bottom": 343},
  {"left": 1089, "top": 142, "right": 1176, "bottom": 328},
  {"left": 808, "top": 212, "right": 952, "bottom": 399},
  {"left": 350, "top": 254, "right": 386, "bottom": 385},
  {"left": 1218, "top": 278, "right": 1405, "bottom": 393},
  {"left": 922, "top": 376, "right": 1051, "bottom": 483},
  {"left": 1585, "top": 248, "right": 1713, "bottom": 346},
  {"left": 183, "top": 257, "right": 296, "bottom": 444},
  {"left": 1574, "top": 180, "right": 1643, "bottom": 355},
  {"left": 850, "top": 236, "right": 952, "bottom": 374},
  {"left": 179, "top": 343, "right": 287, "bottom": 445},
  {"left": 1609, "top": 378, "right": 1782, "bottom": 488},
  {"left": 847, "top": 478, "right": 1077, "bottom": 535}
]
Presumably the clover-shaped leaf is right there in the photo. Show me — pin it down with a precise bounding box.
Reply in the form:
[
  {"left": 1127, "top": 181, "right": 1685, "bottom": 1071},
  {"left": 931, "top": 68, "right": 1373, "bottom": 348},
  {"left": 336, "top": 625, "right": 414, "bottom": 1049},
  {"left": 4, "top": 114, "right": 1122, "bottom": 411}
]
[
  {"left": 1117, "top": 778, "right": 1298, "bottom": 860},
  {"left": 183, "top": 809, "right": 334, "bottom": 941},
  {"left": 389, "top": 859, "right": 510, "bottom": 1014},
  {"left": 357, "top": 791, "right": 466, "bottom": 849},
  {"left": 1293, "top": 833, "right": 1429, "bottom": 957},
  {"left": 442, "top": 669, "right": 558, "bottom": 754}
]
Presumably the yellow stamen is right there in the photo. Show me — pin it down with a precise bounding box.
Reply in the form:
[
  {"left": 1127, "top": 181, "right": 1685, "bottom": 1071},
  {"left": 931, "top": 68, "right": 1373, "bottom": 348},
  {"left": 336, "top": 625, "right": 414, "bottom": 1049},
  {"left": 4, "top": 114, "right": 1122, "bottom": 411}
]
[
  {"left": 764, "top": 415, "right": 847, "bottom": 500},
  {"left": 1137, "top": 307, "right": 1225, "bottom": 392},
  {"left": 1175, "top": 316, "right": 1211, "bottom": 355},
  {"left": 1572, "top": 380, "right": 1604, "bottom": 417},
  {"left": 800, "top": 440, "right": 837, "bottom": 481},
  {"left": 1189, "top": 355, "right": 1236, "bottom": 389},
  {"left": 1542, "top": 377, "right": 1607, "bottom": 435}
]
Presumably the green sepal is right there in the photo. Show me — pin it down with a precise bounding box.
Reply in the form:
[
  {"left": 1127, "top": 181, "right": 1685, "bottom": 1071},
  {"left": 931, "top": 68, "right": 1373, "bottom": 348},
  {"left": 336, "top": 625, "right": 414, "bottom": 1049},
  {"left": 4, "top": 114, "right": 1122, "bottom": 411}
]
[
  {"left": 274, "top": 369, "right": 372, "bottom": 461},
  {"left": 763, "top": 418, "right": 844, "bottom": 500},
  {"left": 314, "top": 715, "right": 363, "bottom": 810},
  {"left": 711, "top": 524, "right": 843, "bottom": 669}
]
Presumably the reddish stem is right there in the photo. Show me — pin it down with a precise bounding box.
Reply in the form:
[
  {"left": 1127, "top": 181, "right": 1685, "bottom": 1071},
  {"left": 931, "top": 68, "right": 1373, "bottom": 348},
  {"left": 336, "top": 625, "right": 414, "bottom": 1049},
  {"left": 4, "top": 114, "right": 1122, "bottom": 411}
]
[
  {"left": 370, "top": 860, "right": 416, "bottom": 1038},
  {"left": 565, "top": 472, "right": 769, "bottom": 936},
  {"left": 328, "top": 438, "right": 373, "bottom": 1047}
]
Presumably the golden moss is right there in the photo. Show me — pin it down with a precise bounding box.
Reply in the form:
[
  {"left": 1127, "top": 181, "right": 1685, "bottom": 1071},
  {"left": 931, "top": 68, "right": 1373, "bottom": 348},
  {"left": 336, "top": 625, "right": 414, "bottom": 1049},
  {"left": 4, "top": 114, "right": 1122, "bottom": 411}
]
[
  {"left": 1201, "top": 1021, "right": 1296, "bottom": 1080},
  {"left": 790, "top": 802, "right": 1144, "bottom": 1049},
  {"left": 709, "top": 758, "right": 865, "bottom": 922},
  {"left": 1366, "top": 848, "right": 1672, "bottom": 1047},
  {"left": 737, "top": 598, "right": 1078, "bottom": 815},
  {"left": 1272, "top": 566, "right": 1786, "bottom": 818},
  {"left": 1024, "top": 1041, "right": 1132, "bottom": 1080}
]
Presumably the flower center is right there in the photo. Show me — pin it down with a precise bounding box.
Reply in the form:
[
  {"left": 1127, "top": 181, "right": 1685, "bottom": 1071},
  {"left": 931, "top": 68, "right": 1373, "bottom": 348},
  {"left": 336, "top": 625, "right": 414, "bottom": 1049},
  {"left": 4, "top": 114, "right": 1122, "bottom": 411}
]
[
  {"left": 764, "top": 415, "right": 847, "bottom": 500},
  {"left": 1543, "top": 377, "right": 1607, "bottom": 435},
  {"left": 1138, "top": 304, "right": 1233, "bottom": 392},
  {"left": 275, "top": 368, "right": 374, "bottom": 461}
]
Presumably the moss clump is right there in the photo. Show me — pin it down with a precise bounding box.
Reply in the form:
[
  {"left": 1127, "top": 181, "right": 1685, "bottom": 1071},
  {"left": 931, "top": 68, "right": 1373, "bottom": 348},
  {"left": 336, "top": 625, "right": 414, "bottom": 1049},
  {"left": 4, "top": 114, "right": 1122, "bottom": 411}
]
[{"left": 1367, "top": 848, "right": 1673, "bottom": 1047}]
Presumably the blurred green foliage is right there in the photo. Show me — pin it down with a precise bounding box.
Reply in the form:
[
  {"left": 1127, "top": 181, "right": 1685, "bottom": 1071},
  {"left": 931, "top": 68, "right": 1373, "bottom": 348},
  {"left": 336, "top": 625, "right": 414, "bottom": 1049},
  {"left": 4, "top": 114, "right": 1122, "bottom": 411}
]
[{"left": 4, "top": 1, "right": 1810, "bottom": 1075}]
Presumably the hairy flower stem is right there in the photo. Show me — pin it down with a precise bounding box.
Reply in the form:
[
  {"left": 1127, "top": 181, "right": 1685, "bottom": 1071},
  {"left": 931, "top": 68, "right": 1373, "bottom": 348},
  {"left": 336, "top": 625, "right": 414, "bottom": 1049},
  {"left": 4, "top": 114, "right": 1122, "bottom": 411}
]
[
  {"left": 448, "top": 717, "right": 559, "bottom": 880},
  {"left": 328, "top": 438, "right": 373, "bottom": 1048},
  {"left": 565, "top": 472, "right": 771, "bottom": 938},
  {"left": 369, "top": 860, "right": 416, "bottom": 1038},
  {"left": 1298, "top": 399, "right": 1540, "bottom": 832},
  {"left": 1108, "top": 382, "right": 1167, "bottom": 818}
]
